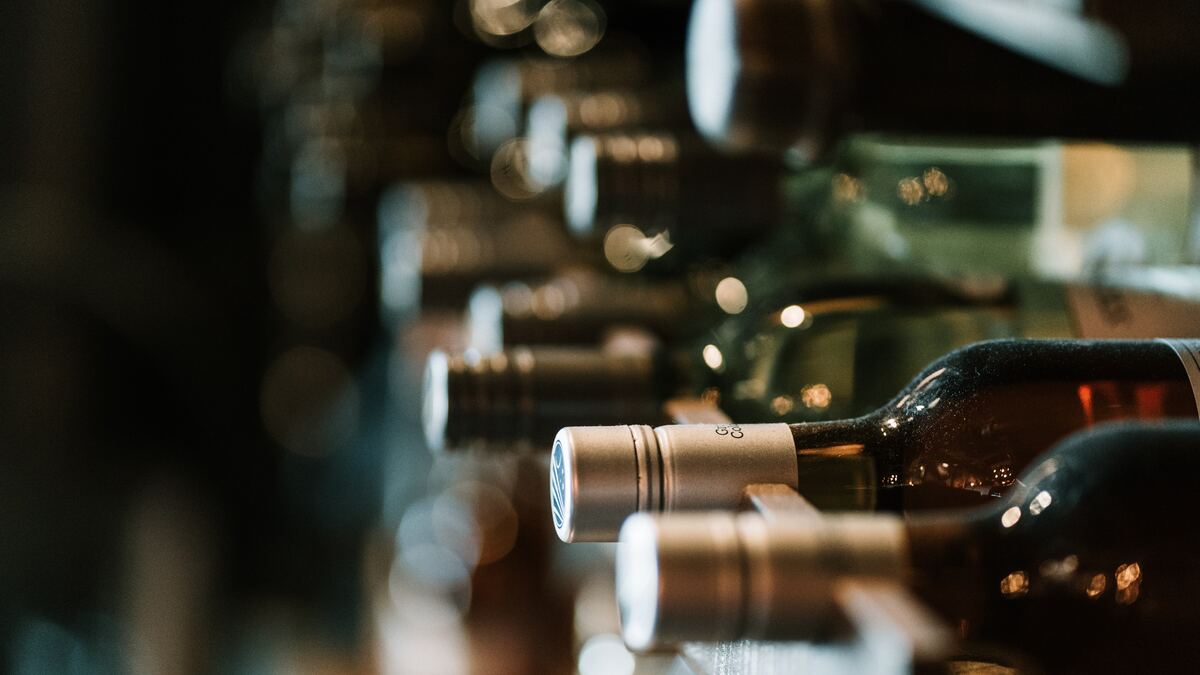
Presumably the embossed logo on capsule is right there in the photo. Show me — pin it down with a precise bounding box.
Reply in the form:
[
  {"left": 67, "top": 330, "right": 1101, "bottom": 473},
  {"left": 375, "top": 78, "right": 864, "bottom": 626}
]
[
  {"left": 551, "top": 440, "right": 567, "bottom": 530},
  {"left": 714, "top": 424, "right": 743, "bottom": 439}
]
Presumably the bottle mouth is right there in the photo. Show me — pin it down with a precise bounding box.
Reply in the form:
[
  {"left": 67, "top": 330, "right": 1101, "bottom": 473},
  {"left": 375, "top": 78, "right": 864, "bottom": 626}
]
[
  {"left": 550, "top": 424, "right": 650, "bottom": 543},
  {"left": 686, "top": 0, "right": 851, "bottom": 158},
  {"left": 464, "top": 284, "right": 505, "bottom": 353},
  {"left": 421, "top": 350, "right": 451, "bottom": 453},
  {"left": 377, "top": 185, "right": 429, "bottom": 320},
  {"left": 553, "top": 423, "right": 799, "bottom": 542},
  {"left": 686, "top": 0, "right": 740, "bottom": 148},
  {"left": 527, "top": 94, "right": 571, "bottom": 189},
  {"left": 565, "top": 135, "right": 600, "bottom": 237},
  {"left": 549, "top": 436, "right": 571, "bottom": 536},
  {"left": 615, "top": 512, "right": 908, "bottom": 648},
  {"left": 471, "top": 59, "right": 524, "bottom": 161},
  {"left": 565, "top": 132, "right": 685, "bottom": 239},
  {"left": 615, "top": 514, "right": 667, "bottom": 651}
]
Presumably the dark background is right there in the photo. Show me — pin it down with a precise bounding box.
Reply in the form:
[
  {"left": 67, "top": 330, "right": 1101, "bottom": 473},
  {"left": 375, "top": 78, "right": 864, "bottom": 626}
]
[{"left": 0, "top": 0, "right": 287, "bottom": 655}]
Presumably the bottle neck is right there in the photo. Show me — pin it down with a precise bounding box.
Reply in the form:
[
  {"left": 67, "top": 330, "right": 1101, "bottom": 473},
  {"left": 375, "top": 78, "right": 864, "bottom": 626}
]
[{"left": 788, "top": 418, "right": 879, "bottom": 511}]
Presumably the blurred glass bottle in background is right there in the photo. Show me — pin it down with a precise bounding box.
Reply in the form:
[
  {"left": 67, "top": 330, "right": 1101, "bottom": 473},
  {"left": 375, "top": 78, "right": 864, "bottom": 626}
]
[
  {"left": 465, "top": 268, "right": 694, "bottom": 352},
  {"left": 376, "top": 180, "right": 596, "bottom": 329},
  {"left": 523, "top": 84, "right": 691, "bottom": 196},
  {"left": 564, "top": 129, "right": 813, "bottom": 273},
  {"left": 466, "top": 49, "right": 653, "bottom": 166},
  {"left": 686, "top": 0, "right": 1200, "bottom": 157},
  {"left": 827, "top": 137, "right": 1199, "bottom": 281},
  {"left": 566, "top": 130, "right": 1199, "bottom": 282},
  {"left": 428, "top": 274, "right": 1200, "bottom": 453}
]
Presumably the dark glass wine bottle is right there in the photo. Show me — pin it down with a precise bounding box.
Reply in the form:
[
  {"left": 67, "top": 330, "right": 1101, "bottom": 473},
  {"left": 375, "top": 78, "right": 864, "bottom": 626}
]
[
  {"left": 376, "top": 180, "right": 592, "bottom": 324},
  {"left": 524, "top": 85, "right": 690, "bottom": 195},
  {"left": 824, "top": 137, "right": 1199, "bottom": 280},
  {"left": 687, "top": 0, "right": 1200, "bottom": 157},
  {"left": 430, "top": 277, "right": 1035, "bottom": 453},
  {"left": 565, "top": 130, "right": 791, "bottom": 271},
  {"left": 552, "top": 339, "right": 1200, "bottom": 541},
  {"left": 463, "top": 266, "right": 985, "bottom": 352},
  {"left": 468, "top": 50, "right": 652, "bottom": 163},
  {"left": 616, "top": 422, "right": 1200, "bottom": 673},
  {"left": 421, "top": 346, "right": 668, "bottom": 454},
  {"left": 465, "top": 268, "right": 695, "bottom": 351},
  {"left": 440, "top": 278, "right": 1200, "bottom": 454},
  {"left": 568, "top": 129, "right": 1198, "bottom": 280}
]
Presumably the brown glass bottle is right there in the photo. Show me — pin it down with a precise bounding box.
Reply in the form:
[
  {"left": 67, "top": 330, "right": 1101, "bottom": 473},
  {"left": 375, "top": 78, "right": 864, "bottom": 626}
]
[
  {"left": 377, "top": 181, "right": 591, "bottom": 322},
  {"left": 564, "top": 130, "right": 787, "bottom": 269},
  {"left": 465, "top": 269, "right": 693, "bottom": 352},
  {"left": 553, "top": 339, "right": 1200, "bottom": 541},
  {"left": 525, "top": 85, "right": 691, "bottom": 193},
  {"left": 618, "top": 422, "right": 1200, "bottom": 672},
  {"left": 901, "top": 422, "right": 1200, "bottom": 672}
]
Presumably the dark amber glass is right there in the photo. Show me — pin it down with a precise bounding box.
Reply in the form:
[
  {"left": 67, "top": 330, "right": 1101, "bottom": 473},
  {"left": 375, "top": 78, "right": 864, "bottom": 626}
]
[
  {"left": 789, "top": 340, "right": 1198, "bottom": 508},
  {"left": 905, "top": 423, "right": 1200, "bottom": 672}
]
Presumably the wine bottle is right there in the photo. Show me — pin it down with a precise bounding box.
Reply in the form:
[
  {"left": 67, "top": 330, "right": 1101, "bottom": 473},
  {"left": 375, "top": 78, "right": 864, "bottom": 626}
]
[
  {"left": 465, "top": 268, "right": 694, "bottom": 352},
  {"left": 431, "top": 277, "right": 1032, "bottom": 452},
  {"left": 564, "top": 130, "right": 791, "bottom": 270},
  {"left": 440, "top": 279, "right": 1200, "bottom": 453},
  {"left": 705, "top": 281, "right": 1200, "bottom": 423},
  {"left": 524, "top": 85, "right": 690, "bottom": 193},
  {"left": 567, "top": 131, "right": 1198, "bottom": 279},
  {"left": 552, "top": 339, "right": 1200, "bottom": 541},
  {"left": 376, "top": 181, "right": 591, "bottom": 323},
  {"left": 686, "top": 0, "right": 1200, "bottom": 157},
  {"left": 421, "top": 346, "right": 666, "bottom": 454},
  {"left": 468, "top": 50, "right": 651, "bottom": 163},
  {"left": 827, "top": 137, "right": 1198, "bottom": 279},
  {"left": 616, "top": 422, "right": 1200, "bottom": 672}
]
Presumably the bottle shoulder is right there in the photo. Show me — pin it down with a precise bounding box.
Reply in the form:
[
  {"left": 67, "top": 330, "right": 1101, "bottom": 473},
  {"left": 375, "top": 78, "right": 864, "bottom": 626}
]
[{"left": 906, "top": 339, "right": 1184, "bottom": 390}]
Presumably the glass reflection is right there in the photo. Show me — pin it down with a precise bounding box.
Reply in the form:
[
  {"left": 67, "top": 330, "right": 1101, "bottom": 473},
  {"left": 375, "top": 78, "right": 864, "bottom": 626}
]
[
  {"left": 999, "top": 570, "right": 1030, "bottom": 597},
  {"left": 714, "top": 277, "right": 749, "bottom": 314},
  {"left": 702, "top": 344, "right": 724, "bottom": 372},
  {"left": 534, "top": 0, "right": 605, "bottom": 58}
]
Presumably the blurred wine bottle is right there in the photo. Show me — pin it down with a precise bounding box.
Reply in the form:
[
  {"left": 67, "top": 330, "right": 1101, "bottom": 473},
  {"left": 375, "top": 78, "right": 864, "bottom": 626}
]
[
  {"left": 564, "top": 130, "right": 795, "bottom": 271},
  {"left": 377, "top": 180, "right": 595, "bottom": 327},
  {"left": 687, "top": 0, "right": 1200, "bottom": 157},
  {"left": 422, "top": 344, "right": 666, "bottom": 454},
  {"left": 248, "top": 0, "right": 498, "bottom": 652},
  {"left": 523, "top": 85, "right": 691, "bottom": 195},
  {"left": 828, "top": 137, "right": 1200, "bottom": 280},
  {"left": 567, "top": 131, "right": 1198, "bottom": 278},
  {"left": 466, "top": 268, "right": 695, "bottom": 351},
  {"left": 466, "top": 49, "right": 654, "bottom": 165},
  {"left": 431, "top": 276, "right": 1200, "bottom": 453}
]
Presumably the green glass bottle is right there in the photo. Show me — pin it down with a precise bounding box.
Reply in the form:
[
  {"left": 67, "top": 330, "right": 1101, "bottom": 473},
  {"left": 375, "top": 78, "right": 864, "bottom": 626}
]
[{"left": 826, "top": 136, "right": 1198, "bottom": 280}]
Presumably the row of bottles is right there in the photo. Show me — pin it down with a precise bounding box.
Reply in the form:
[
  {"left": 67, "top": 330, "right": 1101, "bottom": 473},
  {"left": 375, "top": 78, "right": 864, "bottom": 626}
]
[{"left": 351, "top": 1, "right": 1200, "bottom": 674}]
